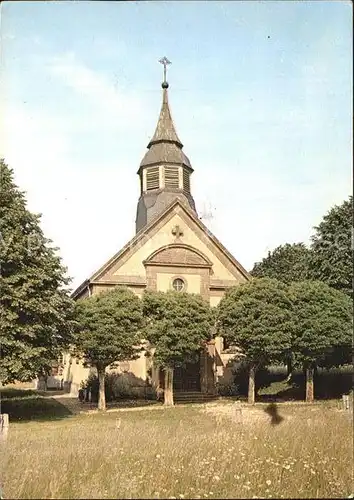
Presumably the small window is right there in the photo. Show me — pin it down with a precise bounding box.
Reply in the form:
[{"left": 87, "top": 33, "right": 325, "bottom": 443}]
[
  {"left": 172, "top": 278, "right": 185, "bottom": 292},
  {"left": 183, "top": 169, "right": 190, "bottom": 193},
  {"left": 165, "top": 166, "right": 179, "bottom": 188},
  {"left": 146, "top": 167, "right": 160, "bottom": 191}
]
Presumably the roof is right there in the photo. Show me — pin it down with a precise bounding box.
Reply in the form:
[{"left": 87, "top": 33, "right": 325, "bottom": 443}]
[
  {"left": 138, "top": 86, "right": 192, "bottom": 173},
  {"left": 139, "top": 142, "right": 192, "bottom": 170},
  {"left": 148, "top": 87, "right": 182, "bottom": 148}
]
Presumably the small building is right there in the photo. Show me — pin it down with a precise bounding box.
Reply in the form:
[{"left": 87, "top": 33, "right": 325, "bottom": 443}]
[{"left": 49, "top": 65, "right": 250, "bottom": 397}]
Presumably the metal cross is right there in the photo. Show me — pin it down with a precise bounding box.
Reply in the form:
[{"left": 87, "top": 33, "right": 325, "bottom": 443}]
[
  {"left": 159, "top": 56, "right": 171, "bottom": 83},
  {"left": 172, "top": 225, "right": 183, "bottom": 238}
]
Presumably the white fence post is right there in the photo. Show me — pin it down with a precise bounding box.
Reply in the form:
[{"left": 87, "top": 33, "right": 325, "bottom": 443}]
[
  {"left": 233, "top": 402, "right": 243, "bottom": 423},
  {"left": 0, "top": 414, "right": 9, "bottom": 441},
  {"left": 342, "top": 394, "right": 350, "bottom": 411}
]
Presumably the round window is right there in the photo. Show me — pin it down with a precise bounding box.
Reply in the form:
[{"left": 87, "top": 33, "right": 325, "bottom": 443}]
[{"left": 172, "top": 278, "right": 185, "bottom": 292}]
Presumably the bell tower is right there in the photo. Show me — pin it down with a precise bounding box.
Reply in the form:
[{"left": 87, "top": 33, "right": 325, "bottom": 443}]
[{"left": 135, "top": 57, "right": 197, "bottom": 233}]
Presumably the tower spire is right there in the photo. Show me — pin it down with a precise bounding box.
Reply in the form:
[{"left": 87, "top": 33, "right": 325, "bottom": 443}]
[
  {"left": 135, "top": 58, "right": 197, "bottom": 233},
  {"left": 147, "top": 57, "right": 182, "bottom": 149}
]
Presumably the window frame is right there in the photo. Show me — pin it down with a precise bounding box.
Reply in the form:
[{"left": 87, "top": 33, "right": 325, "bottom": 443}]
[{"left": 171, "top": 277, "right": 186, "bottom": 292}]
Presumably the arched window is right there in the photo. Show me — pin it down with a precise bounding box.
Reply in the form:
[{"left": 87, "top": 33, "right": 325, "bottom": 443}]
[{"left": 172, "top": 277, "right": 185, "bottom": 292}]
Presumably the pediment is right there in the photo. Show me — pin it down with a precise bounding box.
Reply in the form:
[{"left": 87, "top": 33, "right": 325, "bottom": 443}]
[
  {"left": 72, "top": 198, "right": 250, "bottom": 299},
  {"left": 144, "top": 244, "right": 212, "bottom": 268}
]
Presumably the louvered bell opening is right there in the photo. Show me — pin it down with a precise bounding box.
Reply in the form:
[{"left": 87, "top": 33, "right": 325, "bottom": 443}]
[
  {"left": 183, "top": 169, "right": 190, "bottom": 193},
  {"left": 164, "top": 166, "right": 179, "bottom": 189},
  {"left": 146, "top": 166, "right": 160, "bottom": 191}
]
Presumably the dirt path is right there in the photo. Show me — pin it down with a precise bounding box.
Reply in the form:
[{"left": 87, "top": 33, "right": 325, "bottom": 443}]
[
  {"left": 45, "top": 394, "right": 226, "bottom": 415},
  {"left": 45, "top": 394, "right": 167, "bottom": 414}
]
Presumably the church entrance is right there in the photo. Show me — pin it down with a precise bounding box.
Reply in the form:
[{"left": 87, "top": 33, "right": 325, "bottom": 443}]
[
  {"left": 173, "top": 353, "right": 201, "bottom": 392},
  {"left": 157, "top": 353, "right": 201, "bottom": 392}
]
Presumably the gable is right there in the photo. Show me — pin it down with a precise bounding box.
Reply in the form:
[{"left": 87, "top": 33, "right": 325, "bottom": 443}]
[{"left": 91, "top": 201, "right": 249, "bottom": 284}]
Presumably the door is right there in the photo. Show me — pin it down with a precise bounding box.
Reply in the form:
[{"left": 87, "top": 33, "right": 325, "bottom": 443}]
[{"left": 173, "top": 354, "right": 201, "bottom": 392}]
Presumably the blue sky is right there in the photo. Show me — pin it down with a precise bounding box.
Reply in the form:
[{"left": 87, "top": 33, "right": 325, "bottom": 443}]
[{"left": 1, "top": 1, "right": 352, "bottom": 289}]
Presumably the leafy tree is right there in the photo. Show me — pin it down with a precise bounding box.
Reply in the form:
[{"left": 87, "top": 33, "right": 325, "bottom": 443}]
[
  {"left": 289, "top": 280, "right": 352, "bottom": 403},
  {"left": 216, "top": 278, "right": 292, "bottom": 404},
  {"left": 74, "top": 286, "right": 144, "bottom": 410},
  {"left": 142, "top": 290, "right": 213, "bottom": 406},
  {"left": 251, "top": 243, "right": 312, "bottom": 283},
  {"left": 310, "top": 196, "right": 352, "bottom": 296},
  {"left": 250, "top": 243, "right": 312, "bottom": 378},
  {"left": 0, "top": 159, "right": 75, "bottom": 384}
]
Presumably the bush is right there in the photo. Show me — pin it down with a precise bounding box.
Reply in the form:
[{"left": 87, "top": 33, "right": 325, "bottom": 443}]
[
  {"left": 216, "top": 381, "right": 239, "bottom": 397},
  {"left": 81, "top": 372, "right": 147, "bottom": 402}
]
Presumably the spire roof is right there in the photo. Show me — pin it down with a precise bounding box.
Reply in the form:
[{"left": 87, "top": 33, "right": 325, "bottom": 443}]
[
  {"left": 138, "top": 65, "right": 193, "bottom": 173},
  {"left": 147, "top": 87, "right": 183, "bottom": 149}
]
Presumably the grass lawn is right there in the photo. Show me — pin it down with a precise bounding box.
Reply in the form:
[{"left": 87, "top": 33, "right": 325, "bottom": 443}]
[{"left": 0, "top": 390, "right": 352, "bottom": 499}]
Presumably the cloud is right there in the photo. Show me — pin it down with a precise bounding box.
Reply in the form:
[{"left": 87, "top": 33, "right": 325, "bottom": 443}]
[
  {"left": 1, "top": 49, "right": 150, "bottom": 290},
  {"left": 48, "top": 52, "right": 146, "bottom": 124}
]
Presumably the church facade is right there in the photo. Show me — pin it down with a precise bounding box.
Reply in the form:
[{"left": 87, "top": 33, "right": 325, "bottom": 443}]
[{"left": 45, "top": 65, "right": 250, "bottom": 396}]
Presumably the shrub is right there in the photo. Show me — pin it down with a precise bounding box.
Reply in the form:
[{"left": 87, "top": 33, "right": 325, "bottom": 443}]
[
  {"left": 216, "top": 381, "right": 239, "bottom": 397},
  {"left": 81, "top": 372, "right": 146, "bottom": 402}
]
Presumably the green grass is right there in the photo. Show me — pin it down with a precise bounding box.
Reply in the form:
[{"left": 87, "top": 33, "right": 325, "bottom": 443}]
[
  {"left": 1, "top": 396, "right": 352, "bottom": 499},
  {"left": 0, "top": 388, "right": 73, "bottom": 422},
  {"left": 0, "top": 388, "right": 39, "bottom": 399}
]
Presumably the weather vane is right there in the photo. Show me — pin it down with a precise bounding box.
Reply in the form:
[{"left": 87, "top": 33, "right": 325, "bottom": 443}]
[{"left": 159, "top": 56, "right": 171, "bottom": 84}]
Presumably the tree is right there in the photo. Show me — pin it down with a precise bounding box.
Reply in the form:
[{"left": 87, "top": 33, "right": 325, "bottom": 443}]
[
  {"left": 216, "top": 278, "right": 292, "bottom": 404},
  {"left": 142, "top": 290, "right": 213, "bottom": 406},
  {"left": 310, "top": 196, "right": 352, "bottom": 297},
  {"left": 251, "top": 243, "right": 312, "bottom": 283},
  {"left": 250, "top": 243, "right": 312, "bottom": 378},
  {"left": 74, "top": 286, "right": 144, "bottom": 411},
  {"left": 289, "top": 280, "right": 352, "bottom": 403},
  {"left": 0, "top": 159, "right": 75, "bottom": 384}
]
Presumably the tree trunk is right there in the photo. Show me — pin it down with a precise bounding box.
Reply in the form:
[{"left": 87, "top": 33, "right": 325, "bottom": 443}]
[
  {"left": 248, "top": 364, "right": 256, "bottom": 405},
  {"left": 285, "top": 358, "right": 292, "bottom": 382},
  {"left": 164, "top": 367, "right": 174, "bottom": 406},
  {"left": 305, "top": 366, "right": 314, "bottom": 403},
  {"left": 97, "top": 367, "right": 106, "bottom": 411},
  {"left": 287, "top": 358, "right": 292, "bottom": 377}
]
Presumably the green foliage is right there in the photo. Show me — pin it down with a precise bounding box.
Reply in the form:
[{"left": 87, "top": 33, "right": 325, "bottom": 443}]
[
  {"left": 81, "top": 372, "right": 149, "bottom": 402},
  {"left": 142, "top": 290, "right": 213, "bottom": 369},
  {"left": 310, "top": 196, "right": 353, "bottom": 296},
  {"left": 251, "top": 243, "right": 312, "bottom": 283},
  {"left": 217, "top": 278, "right": 292, "bottom": 368},
  {"left": 289, "top": 280, "right": 352, "bottom": 369},
  {"left": 0, "top": 159, "right": 75, "bottom": 384},
  {"left": 74, "top": 286, "right": 144, "bottom": 370},
  {"left": 232, "top": 361, "right": 273, "bottom": 396}
]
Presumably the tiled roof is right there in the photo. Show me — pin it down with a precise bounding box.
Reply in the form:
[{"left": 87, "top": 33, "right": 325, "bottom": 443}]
[
  {"left": 139, "top": 85, "right": 193, "bottom": 171},
  {"left": 140, "top": 142, "right": 192, "bottom": 169},
  {"left": 147, "top": 88, "right": 182, "bottom": 148}
]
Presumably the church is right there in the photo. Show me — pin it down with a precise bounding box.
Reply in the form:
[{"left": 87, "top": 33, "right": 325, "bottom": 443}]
[{"left": 47, "top": 59, "right": 250, "bottom": 397}]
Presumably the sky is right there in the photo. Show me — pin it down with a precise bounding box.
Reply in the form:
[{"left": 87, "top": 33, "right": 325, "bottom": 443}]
[{"left": 1, "top": 1, "right": 352, "bottom": 291}]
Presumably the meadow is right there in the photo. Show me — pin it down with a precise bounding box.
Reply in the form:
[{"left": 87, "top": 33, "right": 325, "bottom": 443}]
[{"left": 0, "top": 390, "right": 352, "bottom": 499}]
